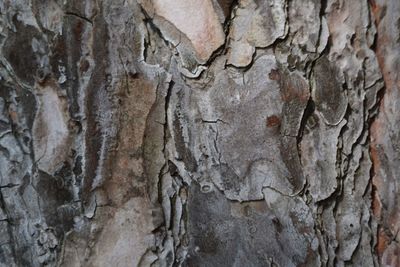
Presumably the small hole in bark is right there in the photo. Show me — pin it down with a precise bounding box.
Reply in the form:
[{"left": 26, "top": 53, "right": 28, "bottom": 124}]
[
  {"left": 201, "top": 184, "right": 212, "bottom": 193},
  {"left": 249, "top": 225, "right": 257, "bottom": 234},
  {"left": 36, "top": 68, "right": 49, "bottom": 83},
  {"left": 55, "top": 176, "right": 65, "bottom": 189}
]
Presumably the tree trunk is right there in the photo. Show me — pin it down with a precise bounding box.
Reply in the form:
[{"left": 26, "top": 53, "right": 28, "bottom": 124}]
[{"left": 0, "top": 0, "right": 399, "bottom": 266}]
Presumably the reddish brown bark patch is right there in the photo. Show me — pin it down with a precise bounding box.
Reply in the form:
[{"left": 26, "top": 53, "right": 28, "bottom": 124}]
[{"left": 266, "top": 115, "right": 281, "bottom": 128}]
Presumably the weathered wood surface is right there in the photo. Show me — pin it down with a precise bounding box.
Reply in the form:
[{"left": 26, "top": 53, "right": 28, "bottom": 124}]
[{"left": 0, "top": 0, "right": 399, "bottom": 266}]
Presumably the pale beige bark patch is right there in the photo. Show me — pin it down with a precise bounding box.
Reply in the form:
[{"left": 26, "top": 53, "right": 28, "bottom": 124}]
[
  {"left": 89, "top": 198, "right": 155, "bottom": 267},
  {"left": 32, "top": 83, "right": 71, "bottom": 174},
  {"left": 151, "top": 0, "right": 225, "bottom": 61}
]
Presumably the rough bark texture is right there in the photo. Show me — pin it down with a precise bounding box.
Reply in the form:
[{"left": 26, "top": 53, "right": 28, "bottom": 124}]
[{"left": 0, "top": 0, "right": 399, "bottom": 266}]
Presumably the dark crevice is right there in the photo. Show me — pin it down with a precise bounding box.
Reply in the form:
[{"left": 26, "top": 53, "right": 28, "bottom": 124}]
[
  {"left": 200, "top": 119, "right": 228, "bottom": 125},
  {"left": 297, "top": 99, "right": 315, "bottom": 146},
  {"left": 65, "top": 11, "right": 93, "bottom": 25},
  {"left": 0, "top": 183, "right": 20, "bottom": 189}
]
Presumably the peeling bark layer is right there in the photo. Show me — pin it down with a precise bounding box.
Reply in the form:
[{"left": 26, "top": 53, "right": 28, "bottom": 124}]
[{"left": 0, "top": 0, "right": 399, "bottom": 266}]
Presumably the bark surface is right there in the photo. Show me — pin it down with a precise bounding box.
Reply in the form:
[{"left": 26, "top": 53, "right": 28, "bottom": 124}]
[{"left": 0, "top": 0, "right": 399, "bottom": 266}]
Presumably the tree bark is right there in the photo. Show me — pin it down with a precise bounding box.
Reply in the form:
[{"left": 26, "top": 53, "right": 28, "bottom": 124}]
[{"left": 0, "top": 0, "right": 399, "bottom": 266}]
